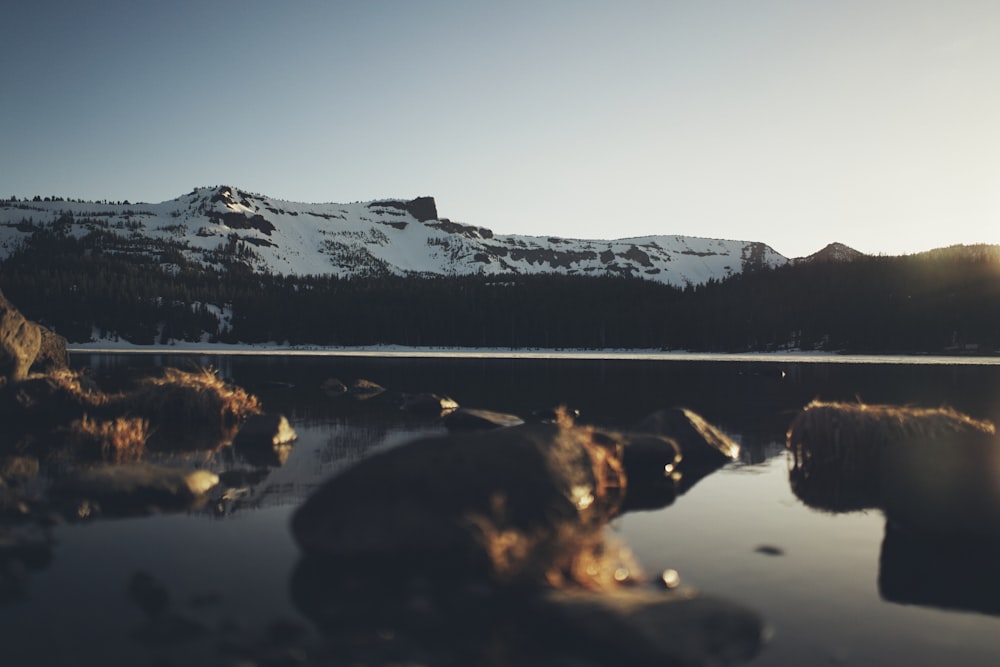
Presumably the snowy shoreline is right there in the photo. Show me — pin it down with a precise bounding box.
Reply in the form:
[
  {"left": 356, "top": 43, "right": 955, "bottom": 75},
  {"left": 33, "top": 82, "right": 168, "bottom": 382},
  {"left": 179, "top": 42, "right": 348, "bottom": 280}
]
[{"left": 66, "top": 341, "right": 1000, "bottom": 365}]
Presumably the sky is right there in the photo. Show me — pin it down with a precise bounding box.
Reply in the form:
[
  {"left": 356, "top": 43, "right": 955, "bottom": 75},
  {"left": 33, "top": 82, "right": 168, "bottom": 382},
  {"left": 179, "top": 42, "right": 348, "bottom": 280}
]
[{"left": 2, "top": 1, "right": 998, "bottom": 259}]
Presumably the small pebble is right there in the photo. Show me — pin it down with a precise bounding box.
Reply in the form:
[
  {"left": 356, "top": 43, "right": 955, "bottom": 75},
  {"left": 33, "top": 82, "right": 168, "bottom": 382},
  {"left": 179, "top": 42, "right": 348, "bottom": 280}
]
[
  {"left": 660, "top": 568, "right": 680, "bottom": 589},
  {"left": 754, "top": 545, "right": 785, "bottom": 556}
]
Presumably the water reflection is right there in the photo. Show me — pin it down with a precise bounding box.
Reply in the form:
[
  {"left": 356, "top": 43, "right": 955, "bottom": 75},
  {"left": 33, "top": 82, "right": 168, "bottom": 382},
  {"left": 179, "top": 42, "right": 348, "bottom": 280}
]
[
  {"left": 879, "top": 523, "right": 1000, "bottom": 616},
  {"left": 2, "top": 353, "right": 1000, "bottom": 666}
]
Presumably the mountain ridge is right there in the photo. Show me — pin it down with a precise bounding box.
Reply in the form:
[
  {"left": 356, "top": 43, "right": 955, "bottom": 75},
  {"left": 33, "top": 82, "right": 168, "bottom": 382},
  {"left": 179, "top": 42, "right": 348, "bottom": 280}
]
[{"left": 0, "top": 185, "right": 790, "bottom": 287}]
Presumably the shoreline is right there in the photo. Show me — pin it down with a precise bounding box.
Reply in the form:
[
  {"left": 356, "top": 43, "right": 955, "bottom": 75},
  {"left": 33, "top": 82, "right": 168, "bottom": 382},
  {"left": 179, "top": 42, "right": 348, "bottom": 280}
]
[{"left": 66, "top": 342, "right": 1000, "bottom": 366}]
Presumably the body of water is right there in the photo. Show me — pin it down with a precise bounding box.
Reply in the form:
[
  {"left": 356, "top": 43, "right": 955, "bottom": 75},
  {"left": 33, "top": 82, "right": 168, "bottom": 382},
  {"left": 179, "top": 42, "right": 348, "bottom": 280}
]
[{"left": 2, "top": 352, "right": 1000, "bottom": 666}]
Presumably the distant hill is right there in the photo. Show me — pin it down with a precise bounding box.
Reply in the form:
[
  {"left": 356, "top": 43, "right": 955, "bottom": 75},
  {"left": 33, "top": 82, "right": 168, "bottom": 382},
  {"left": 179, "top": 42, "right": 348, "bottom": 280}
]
[
  {"left": 0, "top": 185, "right": 786, "bottom": 288},
  {"left": 794, "top": 242, "right": 865, "bottom": 264}
]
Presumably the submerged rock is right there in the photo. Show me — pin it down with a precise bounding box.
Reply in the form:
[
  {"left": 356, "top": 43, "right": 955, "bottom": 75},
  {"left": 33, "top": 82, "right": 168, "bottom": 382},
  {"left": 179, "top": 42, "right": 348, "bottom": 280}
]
[
  {"left": 400, "top": 392, "right": 459, "bottom": 414},
  {"left": 320, "top": 377, "right": 347, "bottom": 396},
  {"left": 348, "top": 379, "right": 386, "bottom": 400},
  {"left": 444, "top": 407, "right": 525, "bottom": 430},
  {"left": 53, "top": 463, "right": 220, "bottom": 516},
  {"left": 232, "top": 413, "right": 297, "bottom": 467}
]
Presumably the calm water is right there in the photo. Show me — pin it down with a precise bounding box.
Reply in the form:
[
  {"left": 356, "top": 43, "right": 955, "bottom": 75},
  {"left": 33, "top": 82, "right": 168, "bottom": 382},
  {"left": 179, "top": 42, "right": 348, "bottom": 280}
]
[{"left": 3, "top": 352, "right": 1000, "bottom": 666}]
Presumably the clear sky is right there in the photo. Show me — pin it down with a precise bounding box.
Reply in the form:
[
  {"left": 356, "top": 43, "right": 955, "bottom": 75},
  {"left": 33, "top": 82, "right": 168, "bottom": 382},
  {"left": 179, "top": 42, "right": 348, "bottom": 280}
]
[{"left": 2, "top": 1, "right": 998, "bottom": 258}]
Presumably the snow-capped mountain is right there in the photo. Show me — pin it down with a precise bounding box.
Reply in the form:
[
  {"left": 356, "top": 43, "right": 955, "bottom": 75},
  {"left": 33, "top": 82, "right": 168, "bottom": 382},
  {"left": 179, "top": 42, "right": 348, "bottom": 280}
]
[{"left": 0, "top": 186, "right": 788, "bottom": 286}]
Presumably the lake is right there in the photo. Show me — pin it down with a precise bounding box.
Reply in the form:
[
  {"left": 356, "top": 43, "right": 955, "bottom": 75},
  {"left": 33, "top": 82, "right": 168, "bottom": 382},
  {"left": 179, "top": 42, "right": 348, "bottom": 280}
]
[{"left": 3, "top": 351, "right": 1000, "bottom": 666}]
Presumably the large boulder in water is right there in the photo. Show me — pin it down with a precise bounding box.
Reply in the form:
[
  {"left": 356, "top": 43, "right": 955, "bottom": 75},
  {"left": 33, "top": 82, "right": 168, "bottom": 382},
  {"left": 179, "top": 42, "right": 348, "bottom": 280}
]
[
  {"left": 787, "top": 400, "right": 1000, "bottom": 540},
  {"left": 0, "top": 289, "right": 41, "bottom": 383},
  {"left": 291, "top": 420, "right": 628, "bottom": 586},
  {"left": 31, "top": 327, "right": 69, "bottom": 374},
  {"left": 632, "top": 407, "right": 740, "bottom": 494}
]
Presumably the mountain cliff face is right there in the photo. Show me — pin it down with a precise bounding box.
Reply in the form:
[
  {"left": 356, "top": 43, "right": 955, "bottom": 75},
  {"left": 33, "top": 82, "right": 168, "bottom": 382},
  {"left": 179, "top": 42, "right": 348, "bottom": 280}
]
[{"left": 0, "top": 186, "right": 788, "bottom": 287}]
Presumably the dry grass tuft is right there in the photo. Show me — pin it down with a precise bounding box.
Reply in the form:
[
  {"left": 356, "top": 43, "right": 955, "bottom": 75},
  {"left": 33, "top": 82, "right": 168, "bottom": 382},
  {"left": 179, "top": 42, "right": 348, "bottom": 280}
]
[
  {"left": 43, "top": 368, "right": 107, "bottom": 407},
  {"left": 467, "top": 492, "right": 642, "bottom": 591},
  {"left": 117, "top": 367, "right": 261, "bottom": 443},
  {"left": 463, "top": 415, "right": 634, "bottom": 590},
  {"left": 61, "top": 415, "right": 151, "bottom": 463}
]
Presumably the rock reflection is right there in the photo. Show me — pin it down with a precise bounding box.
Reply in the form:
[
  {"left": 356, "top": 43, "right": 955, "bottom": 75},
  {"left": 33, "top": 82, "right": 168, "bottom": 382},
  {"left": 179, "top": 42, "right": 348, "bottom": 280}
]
[
  {"left": 291, "top": 553, "right": 764, "bottom": 667},
  {"left": 0, "top": 525, "right": 52, "bottom": 604},
  {"left": 879, "top": 523, "right": 1000, "bottom": 616}
]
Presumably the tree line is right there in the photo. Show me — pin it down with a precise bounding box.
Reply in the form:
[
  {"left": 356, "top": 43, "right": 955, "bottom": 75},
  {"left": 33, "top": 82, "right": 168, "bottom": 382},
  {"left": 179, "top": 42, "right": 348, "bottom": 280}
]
[{"left": 0, "top": 230, "right": 997, "bottom": 353}]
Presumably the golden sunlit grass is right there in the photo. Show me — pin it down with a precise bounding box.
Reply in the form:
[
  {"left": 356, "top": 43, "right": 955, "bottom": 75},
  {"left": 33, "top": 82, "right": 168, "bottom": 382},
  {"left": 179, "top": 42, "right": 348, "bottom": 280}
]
[
  {"left": 468, "top": 495, "right": 643, "bottom": 590},
  {"left": 36, "top": 368, "right": 107, "bottom": 409},
  {"left": 464, "top": 409, "right": 637, "bottom": 590},
  {"left": 114, "top": 367, "right": 262, "bottom": 444},
  {"left": 2, "top": 365, "right": 263, "bottom": 460},
  {"left": 60, "top": 415, "right": 151, "bottom": 463}
]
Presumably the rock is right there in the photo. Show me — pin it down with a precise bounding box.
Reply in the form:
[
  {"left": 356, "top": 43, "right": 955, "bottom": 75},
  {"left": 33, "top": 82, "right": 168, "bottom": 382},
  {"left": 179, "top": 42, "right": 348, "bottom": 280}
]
[
  {"left": 0, "top": 456, "right": 39, "bottom": 485},
  {"left": 787, "top": 401, "right": 1000, "bottom": 530},
  {"left": 633, "top": 407, "right": 739, "bottom": 494},
  {"left": 878, "top": 414, "right": 1000, "bottom": 541},
  {"left": 400, "top": 392, "right": 459, "bottom": 414},
  {"left": 444, "top": 407, "right": 525, "bottom": 431},
  {"left": 537, "top": 587, "right": 766, "bottom": 667},
  {"left": 0, "top": 372, "right": 98, "bottom": 430},
  {"left": 321, "top": 377, "right": 347, "bottom": 396},
  {"left": 0, "top": 289, "right": 42, "bottom": 383},
  {"left": 634, "top": 407, "right": 739, "bottom": 465},
  {"left": 291, "top": 422, "right": 627, "bottom": 586},
  {"left": 53, "top": 464, "right": 220, "bottom": 516},
  {"left": 232, "top": 414, "right": 297, "bottom": 467},
  {"left": 348, "top": 378, "right": 386, "bottom": 400},
  {"left": 31, "top": 327, "right": 69, "bottom": 374},
  {"left": 619, "top": 434, "right": 681, "bottom": 512}
]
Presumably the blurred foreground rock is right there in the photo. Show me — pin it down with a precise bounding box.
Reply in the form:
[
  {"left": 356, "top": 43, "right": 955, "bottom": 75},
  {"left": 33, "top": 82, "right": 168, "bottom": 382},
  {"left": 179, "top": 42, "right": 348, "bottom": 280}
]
[{"left": 292, "top": 410, "right": 766, "bottom": 665}]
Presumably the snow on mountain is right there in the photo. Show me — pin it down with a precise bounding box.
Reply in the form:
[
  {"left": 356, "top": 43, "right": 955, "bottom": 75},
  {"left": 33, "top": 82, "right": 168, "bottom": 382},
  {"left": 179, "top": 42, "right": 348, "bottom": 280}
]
[{"left": 0, "top": 186, "right": 789, "bottom": 286}]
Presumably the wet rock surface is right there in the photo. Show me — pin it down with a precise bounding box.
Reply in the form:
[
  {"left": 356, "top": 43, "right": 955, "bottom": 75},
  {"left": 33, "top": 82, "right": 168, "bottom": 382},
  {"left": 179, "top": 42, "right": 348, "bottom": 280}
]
[
  {"left": 232, "top": 413, "right": 298, "bottom": 467},
  {"left": 0, "top": 289, "right": 42, "bottom": 383},
  {"left": 291, "top": 407, "right": 766, "bottom": 665}
]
